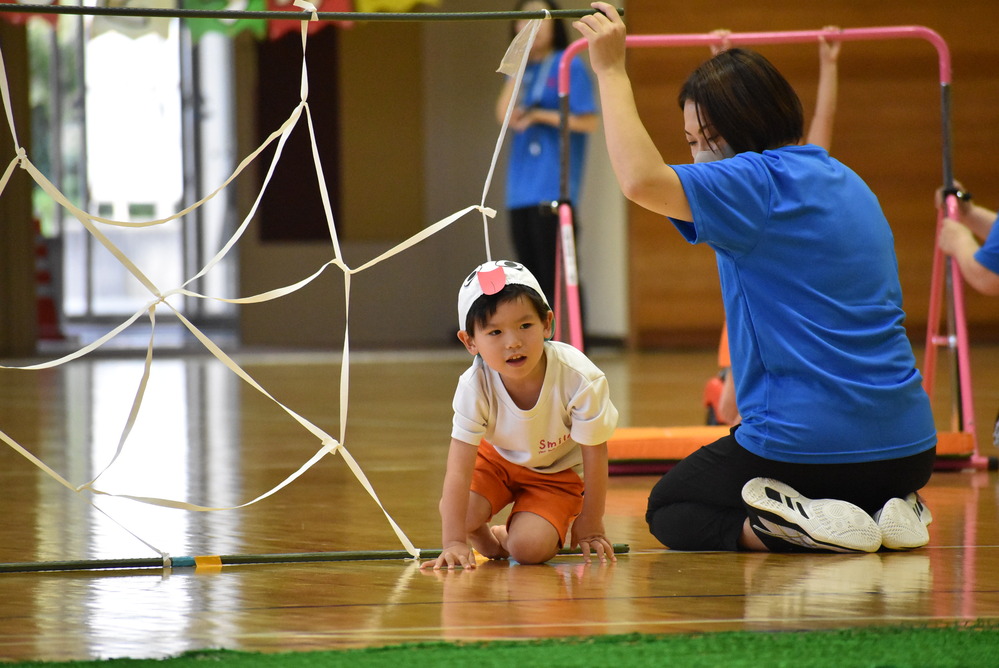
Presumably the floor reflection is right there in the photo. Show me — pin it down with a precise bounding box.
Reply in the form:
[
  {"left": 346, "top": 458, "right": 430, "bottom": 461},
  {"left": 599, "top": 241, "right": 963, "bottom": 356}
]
[
  {"left": 422, "top": 559, "right": 619, "bottom": 641},
  {"left": 32, "top": 359, "right": 247, "bottom": 562},
  {"left": 0, "top": 348, "right": 996, "bottom": 661},
  {"left": 741, "top": 552, "right": 933, "bottom": 624}
]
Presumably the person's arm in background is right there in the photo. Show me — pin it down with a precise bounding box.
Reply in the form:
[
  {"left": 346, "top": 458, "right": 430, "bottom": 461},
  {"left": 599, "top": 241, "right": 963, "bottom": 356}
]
[
  {"left": 709, "top": 28, "right": 732, "bottom": 55},
  {"left": 496, "top": 76, "right": 518, "bottom": 125},
  {"left": 939, "top": 218, "right": 999, "bottom": 296},
  {"left": 806, "top": 27, "right": 841, "bottom": 150},
  {"left": 936, "top": 185, "right": 999, "bottom": 296},
  {"left": 510, "top": 107, "right": 598, "bottom": 133},
  {"left": 708, "top": 27, "right": 839, "bottom": 151},
  {"left": 496, "top": 64, "right": 598, "bottom": 133}
]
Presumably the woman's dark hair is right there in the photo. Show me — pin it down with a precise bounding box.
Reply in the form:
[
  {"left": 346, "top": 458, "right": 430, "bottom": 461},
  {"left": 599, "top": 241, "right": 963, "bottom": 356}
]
[
  {"left": 678, "top": 48, "right": 803, "bottom": 154},
  {"left": 465, "top": 284, "right": 551, "bottom": 335},
  {"left": 511, "top": 0, "right": 569, "bottom": 51}
]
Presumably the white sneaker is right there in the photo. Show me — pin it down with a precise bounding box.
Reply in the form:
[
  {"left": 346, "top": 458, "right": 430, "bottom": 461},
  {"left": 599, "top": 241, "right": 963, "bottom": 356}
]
[
  {"left": 874, "top": 493, "right": 932, "bottom": 550},
  {"left": 742, "top": 478, "right": 882, "bottom": 553}
]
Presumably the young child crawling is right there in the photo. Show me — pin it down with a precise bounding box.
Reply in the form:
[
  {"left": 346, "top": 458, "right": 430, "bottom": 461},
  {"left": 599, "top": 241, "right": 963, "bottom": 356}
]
[{"left": 423, "top": 260, "right": 619, "bottom": 569}]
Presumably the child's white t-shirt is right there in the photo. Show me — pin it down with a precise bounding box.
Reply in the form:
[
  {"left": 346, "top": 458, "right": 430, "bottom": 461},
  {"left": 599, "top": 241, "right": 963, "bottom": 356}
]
[{"left": 451, "top": 341, "right": 619, "bottom": 476}]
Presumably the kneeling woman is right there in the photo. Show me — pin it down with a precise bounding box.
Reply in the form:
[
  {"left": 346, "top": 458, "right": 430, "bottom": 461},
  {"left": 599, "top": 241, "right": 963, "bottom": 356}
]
[{"left": 574, "top": 4, "right": 936, "bottom": 553}]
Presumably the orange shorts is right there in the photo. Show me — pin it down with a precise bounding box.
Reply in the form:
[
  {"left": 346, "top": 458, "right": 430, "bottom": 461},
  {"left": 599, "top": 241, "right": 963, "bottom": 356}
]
[{"left": 471, "top": 440, "right": 584, "bottom": 546}]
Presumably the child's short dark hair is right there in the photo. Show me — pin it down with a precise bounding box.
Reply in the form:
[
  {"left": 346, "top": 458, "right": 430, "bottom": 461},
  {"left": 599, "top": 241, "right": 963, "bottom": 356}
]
[{"left": 464, "top": 283, "right": 551, "bottom": 335}]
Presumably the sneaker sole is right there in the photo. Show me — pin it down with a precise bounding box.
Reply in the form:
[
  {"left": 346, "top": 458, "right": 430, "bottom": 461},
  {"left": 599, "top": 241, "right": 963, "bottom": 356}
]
[
  {"left": 743, "top": 478, "right": 882, "bottom": 553},
  {"left": 877, "top": 496, "right": 930, "bottom": 550}
]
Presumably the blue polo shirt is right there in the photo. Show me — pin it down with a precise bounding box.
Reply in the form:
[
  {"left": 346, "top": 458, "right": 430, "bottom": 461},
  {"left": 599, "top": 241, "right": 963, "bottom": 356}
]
[{"left": 670, "top": 145, "right": 936, "bottom": 464}]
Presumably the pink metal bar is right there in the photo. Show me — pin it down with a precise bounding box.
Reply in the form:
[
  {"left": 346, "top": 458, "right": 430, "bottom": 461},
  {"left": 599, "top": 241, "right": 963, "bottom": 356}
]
[
  {"left": 557, "top": 202, "right": 584, "bottom": 350},
  {"left": 946, "top": 195, "right": 979, "bottom": 452},
  {"left": 553, "top": 215, "right": 564, "bottom": 342},
  {"left": 925, "top": 194, "right": 980, "bottom": 459},
  {"left": 559, "top": 25, "right": 951, "bottom": 95},
  {"left": 923, "top": 208, "right": 947, "bottom": 397},
  {"left": 555, "top": 27, "right": 953, "bottom": 351}
]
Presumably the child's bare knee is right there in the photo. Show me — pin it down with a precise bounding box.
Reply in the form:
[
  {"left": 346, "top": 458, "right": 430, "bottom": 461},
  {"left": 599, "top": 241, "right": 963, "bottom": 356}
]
[
  {"left": 506, "top": 539, "right": 558, "bottom": 565},
  {"left": 505, "top": 512, "right": 560, "bottom": 564},
  {"left": 505, "top": 527, "right": 559, "bottom": 565}
]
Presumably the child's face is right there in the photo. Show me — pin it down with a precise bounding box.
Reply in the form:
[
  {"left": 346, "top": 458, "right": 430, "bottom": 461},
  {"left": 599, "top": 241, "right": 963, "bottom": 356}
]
[{"left": 458, "top": 295, "right": 553, "bottom": 384}]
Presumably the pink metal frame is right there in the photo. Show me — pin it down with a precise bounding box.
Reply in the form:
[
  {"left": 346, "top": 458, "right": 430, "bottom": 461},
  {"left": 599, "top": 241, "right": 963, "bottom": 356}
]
[{"left": 556, "top": 26, "right": 986, "bottom": 467}]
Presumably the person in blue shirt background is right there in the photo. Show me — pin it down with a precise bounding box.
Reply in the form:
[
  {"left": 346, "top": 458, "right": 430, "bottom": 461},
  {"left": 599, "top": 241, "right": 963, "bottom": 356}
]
[
  {"left": 497, "top": 0, "right": 598, "bottom": 307},
  {"left": 575, "top": 3, "right": 937, "bottom": 554},
  {"left": 937, "top": 185, "right": 999, "bottom": 296},
  {"left": 936, "top": 183, "right": 999, "bottom": 447}
]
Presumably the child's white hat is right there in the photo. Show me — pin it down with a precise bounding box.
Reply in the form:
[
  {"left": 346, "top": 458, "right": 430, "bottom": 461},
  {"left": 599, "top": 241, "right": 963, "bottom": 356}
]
[{"left": 457, "top": 260, "right": 550, "bottom": 331}]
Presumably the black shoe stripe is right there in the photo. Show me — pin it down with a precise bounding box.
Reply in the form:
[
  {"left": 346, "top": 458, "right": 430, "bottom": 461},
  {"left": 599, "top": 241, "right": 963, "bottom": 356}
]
[{"left": 763, "top": 485, "right": 810, "bottom": 520}]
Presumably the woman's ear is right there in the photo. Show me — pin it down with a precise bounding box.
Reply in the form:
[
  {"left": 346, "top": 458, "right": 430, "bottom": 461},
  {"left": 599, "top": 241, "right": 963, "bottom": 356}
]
[{"left": 457, "top": 329, "right": 477, "bottom": 355}]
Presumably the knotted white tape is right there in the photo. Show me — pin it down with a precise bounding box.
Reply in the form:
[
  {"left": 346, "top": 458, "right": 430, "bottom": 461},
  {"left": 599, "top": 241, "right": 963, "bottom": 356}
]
[{"left": 294, "top": 0, "right": 316, "bottom": 101}]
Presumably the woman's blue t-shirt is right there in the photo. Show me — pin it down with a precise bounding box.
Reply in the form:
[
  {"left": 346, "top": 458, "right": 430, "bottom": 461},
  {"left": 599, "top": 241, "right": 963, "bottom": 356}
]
[{"left": 670, "top": 144, "right": 936, "bottom": 464}]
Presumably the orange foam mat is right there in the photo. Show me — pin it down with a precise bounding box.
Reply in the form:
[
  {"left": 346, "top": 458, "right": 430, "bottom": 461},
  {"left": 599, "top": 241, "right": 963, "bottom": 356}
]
[
  {"left": 935, "top": 431, "right": 975, "bottom": 458},
  {"left": 608, "top": 426, "right": 981, "bottom": 475},
  {"left": 608, "top": 426, "right": 729, "bottom": 462}
]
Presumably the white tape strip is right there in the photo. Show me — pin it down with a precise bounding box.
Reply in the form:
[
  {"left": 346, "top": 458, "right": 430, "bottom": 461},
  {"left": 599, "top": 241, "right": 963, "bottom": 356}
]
[
  {"left": 480, "top": 16, "right": 542, "bottom": 262},
  {"left": 89, "top": 498, "right": 170, "bottom": 561},
  {"left": 0, "top": 46, "right": 19, "bottom": 148},
  {"left": 80, "top": 306, "right": 159, "bottom": 491},
  {"left": 0, "top": 155, "right": 17, "bottom": 196}
]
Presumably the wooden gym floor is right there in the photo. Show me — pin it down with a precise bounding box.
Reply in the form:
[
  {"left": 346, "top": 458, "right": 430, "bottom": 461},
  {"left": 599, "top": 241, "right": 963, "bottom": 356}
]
[{"left": 0, "top": 344, "right": 996, "bottom": 661}]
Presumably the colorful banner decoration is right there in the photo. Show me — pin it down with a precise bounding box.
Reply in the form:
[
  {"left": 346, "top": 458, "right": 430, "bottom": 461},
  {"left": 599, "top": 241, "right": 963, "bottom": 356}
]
[
  {"left": 183, "top": 0, "right": 268, "bottom": 41},
  {"left": 0, "top": 0, "right": 442, "bottom": 37},
  {"left": 0, "top": 0, "right": 58, "bottom": 26}
]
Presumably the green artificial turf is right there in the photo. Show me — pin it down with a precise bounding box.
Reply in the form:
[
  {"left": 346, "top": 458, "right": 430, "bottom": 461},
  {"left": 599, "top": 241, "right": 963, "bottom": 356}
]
[{"left": 13, "top": 622, "right": 999, "bottom": 668}]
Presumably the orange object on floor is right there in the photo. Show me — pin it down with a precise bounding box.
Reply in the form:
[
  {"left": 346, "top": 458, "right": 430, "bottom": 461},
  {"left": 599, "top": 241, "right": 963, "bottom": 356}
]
[{"left": 608, "top": 425, "right": 730, "bottom": 474}]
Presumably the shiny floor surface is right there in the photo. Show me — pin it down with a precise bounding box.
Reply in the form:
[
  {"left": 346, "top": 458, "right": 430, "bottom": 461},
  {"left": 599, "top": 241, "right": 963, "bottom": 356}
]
[{"left": 0, "top": 345, "right": 997, "bottom": 661}]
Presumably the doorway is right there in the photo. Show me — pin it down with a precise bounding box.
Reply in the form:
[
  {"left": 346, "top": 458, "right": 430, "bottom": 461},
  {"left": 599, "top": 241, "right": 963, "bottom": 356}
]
[{"left": 28, "top": 16, "right": 238, "bottom": 348}]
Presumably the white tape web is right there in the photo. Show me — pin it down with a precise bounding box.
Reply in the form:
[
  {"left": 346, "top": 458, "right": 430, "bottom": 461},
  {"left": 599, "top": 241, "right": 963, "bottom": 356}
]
[{"left": 0, "top": 12, "right": 545, "bottom": 560}]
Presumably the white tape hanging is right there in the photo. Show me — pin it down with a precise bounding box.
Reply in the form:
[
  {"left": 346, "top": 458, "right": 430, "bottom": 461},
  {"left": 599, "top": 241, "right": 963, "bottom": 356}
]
[
  {"left": 0, "top": 46, "right": 19, "bottom": 148},
  {"left": 479, "top": 13, "right": 545, "bottom": 262}
]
